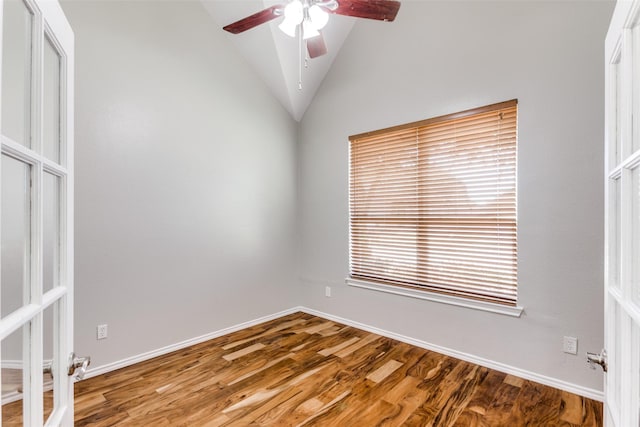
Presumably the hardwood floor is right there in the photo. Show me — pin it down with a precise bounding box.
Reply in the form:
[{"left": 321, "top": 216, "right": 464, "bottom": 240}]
[{"left": 2, "top": 312, "right": 602, "bottom": 426}]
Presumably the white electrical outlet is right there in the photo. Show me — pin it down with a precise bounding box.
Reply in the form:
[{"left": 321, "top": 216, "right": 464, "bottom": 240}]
[
  {"left": 563, "top": 336, "right": 578, "bottom": 355},
  {"left": 97, "top": 324, "right": 108, "bottom": 340},
  {"left": 325, "top": 286, "right": 331, "bottom": 297}
]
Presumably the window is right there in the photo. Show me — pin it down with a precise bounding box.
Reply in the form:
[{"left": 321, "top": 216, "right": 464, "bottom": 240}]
[{"left": 349, "top": 100, "right": 518, "bottom": 306}]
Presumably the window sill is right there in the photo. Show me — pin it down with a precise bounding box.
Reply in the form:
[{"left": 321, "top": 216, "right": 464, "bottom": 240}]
[{"left": 345, "top": 278, "right": 524, "bottom": 318}]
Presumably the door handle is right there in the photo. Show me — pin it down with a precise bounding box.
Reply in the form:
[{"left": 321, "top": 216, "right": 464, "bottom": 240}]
[
  {"left": 586, "top": 349, "right": 607, "bottom": 372},
  {"left": 67, "top": 352, "right": 91, "bottom": 380}
]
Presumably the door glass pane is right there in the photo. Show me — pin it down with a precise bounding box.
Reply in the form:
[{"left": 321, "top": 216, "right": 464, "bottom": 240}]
[
  {"left": 610, "top": 61, "right": 621, "bottom": 169},
  {"left": 633, "top": 167, "right": 640, "bottom": 306},
  {"left": 43, "top": 36, "right": 61, "bottom": 163},
  {"left": 613, "top": 303, "right": 623, "bottom": 408},
  {"left": 43, "top": 173, "right": 60, "bottom": 294},
  {"left": 633, "top": 322, "right": 640, "bottom": 427},
  {"left": 609, "top": 301, "right": 622, "bottom": 414},
  {"left": 1, "top": 0, "right": 32, "bottom": 147},
  {"left": 610, "top": 177, "right": 621, "bottom": 290},
  {"left": 43, "top": 304, "right": 55, "bottom": 423},
  {"left": 1, "top": 325, "right": 25, "bottom": 425},
  {"left": 1, "top": 155, "right": 31, "bottom": 317},
  {"left": 618, "top": 57, "right": 625, "bottom": 165},
  {"left": 634, "top": 27, "right": 640, "bottom": 154}
]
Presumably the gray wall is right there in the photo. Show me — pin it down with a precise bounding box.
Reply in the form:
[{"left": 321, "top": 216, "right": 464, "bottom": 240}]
[
  {"left": 298, "top": 1, "right": 613, "bottom": 391},
  {"left": 62, "top": 0, "right": 299, "bottom": 369}
]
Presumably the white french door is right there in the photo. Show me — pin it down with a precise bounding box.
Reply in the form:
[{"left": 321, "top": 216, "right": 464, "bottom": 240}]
[
  {"left": 604, "top": 1, "right": 640, "bottom": 426},
  {"left": 0, "top": 0, "right": 81, "bottom": 426}
]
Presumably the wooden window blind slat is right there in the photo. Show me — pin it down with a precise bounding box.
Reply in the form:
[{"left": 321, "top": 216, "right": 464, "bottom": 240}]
[{"left": 349, "top": 101, "right": 518, "bottom": 305}]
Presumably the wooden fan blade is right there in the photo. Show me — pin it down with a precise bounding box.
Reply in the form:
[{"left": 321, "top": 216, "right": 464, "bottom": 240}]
[
  {"left": 331, "top": 0, "right": 401, "bottom": 22},
  {"left": 307, "top": 33, "right": 328, "bottom": 59},
  {"left": 223, "top": 5, "right": 284, "bottom": 34}
]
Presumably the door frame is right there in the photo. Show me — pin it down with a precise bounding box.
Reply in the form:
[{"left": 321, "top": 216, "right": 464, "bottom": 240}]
[
  {"left": 0, "top": 0, "right": 74, "bottom": 425},
  {"left": 604, "top": 1, "right": 640, "bottom": 426}
]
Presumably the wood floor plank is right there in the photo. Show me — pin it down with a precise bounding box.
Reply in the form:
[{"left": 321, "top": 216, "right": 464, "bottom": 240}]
[
  {"left": 357, "top": 399, "right": 399, "bottom": 424},
  {"left": 451, "top": 410, "right": 492, "bottom": 427},
  {"left": 226, "top": 352, "right": 295, "bottom": 386},
  {"left": 366, "top": 359, "right": 404, "bottom": 383},
  {"left": 302, "top": 394, "right": 368, "bottom": 426},
  {"left": 0, "top": 312, "right": 604, "bottom": 427},
  {"left": 582, "top": 397, "right": 604, "bottom": 427},
  {"left": 463, "top": 368, "right": 507, "bottom": 416},
  {"left": 259, "top": 370, "right": 343, "bottom": 425},
  {"left": 222, "top": 387, "right": 285, "bottom": 415},
  {"left": 508, "top": 380, "right": 563, "bottom": 426},
  {"left": 429, "top": 364, "right": 488, "bottom": 426},
  {"left": 317, "top": 324, "right": 346, "bottom": 337},
  {"left": 299, "top": 321, "right": 334, "bottom": 335},
  {"left": 560, "top": 390, "right": 585, "bottom": 424},
  {"left": 307, "top": 378, "right": 353, "bottom": 410},
  {"left": 417, "top": 358, "right": 476, "bottom": 419},
  {"left": 380, "top": 377, "right": 430, "bottom": 426},
  {"left": 482, "top": 381, "right": 523, "bottom": 425},
  {"left": 222, "top": 343, "right": 266, "bottom": 361},
  {"left": 233, "top": 386, "right": 305, "bottom": 426},
  {"left": 334, "top": 333, "right": 379, "bottom": 358},
  {"left": 221, "top": 318, "right": 307, "bottom": 350},
  {"left": 291, "top": 390, "right": 351, "bottom": 426},
  {"left": 244, "top": 366, "right": 343, "bottom": 425},
  {"left": 504, "top": 374, "right": 525, "bottom": 388},
  {"left": 383, "top": 375, "right": 421, "bottom": 404},
  {"left": 296, "top": 397, "right": 324, "bottom": 415},
  {"left": 201, "top": 414, "right": 230, "bottom": 427},
  {"left": 318, "top": 336, "right": 360, "bottom": 357}
]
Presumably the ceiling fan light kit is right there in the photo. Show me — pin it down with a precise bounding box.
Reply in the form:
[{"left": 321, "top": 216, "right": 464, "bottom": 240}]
[
  {"left": 278, "top": 0, "right": 328, "bottom": 39},
  {"left": 223, "top": 0, "right": 401, "bottom": 59}
]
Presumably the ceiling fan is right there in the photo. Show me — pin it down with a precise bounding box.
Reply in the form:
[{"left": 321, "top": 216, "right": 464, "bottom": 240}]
[{"left": 223, "top": 0, "right": 401, "bottom": 59}]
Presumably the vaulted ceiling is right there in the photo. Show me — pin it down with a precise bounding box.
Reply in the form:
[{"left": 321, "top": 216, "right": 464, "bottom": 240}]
[{"left": 201, "top": 0, "right": 357, "bottom": 121}]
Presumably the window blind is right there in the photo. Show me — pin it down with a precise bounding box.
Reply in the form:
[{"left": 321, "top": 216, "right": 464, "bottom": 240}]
[{"left": 349, "top": 100, "right": 518, "bottom": 305}]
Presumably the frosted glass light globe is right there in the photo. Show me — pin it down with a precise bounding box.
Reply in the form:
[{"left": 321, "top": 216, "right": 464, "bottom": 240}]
[
  {"left": 279, "top": 19, "right": 297, "bottom": 37},
  {"left": 308, "top": 5, "right": 328, "bottom": 30},
  {"left": 283, "top": 0, "right": 303, "bottom": 25}
]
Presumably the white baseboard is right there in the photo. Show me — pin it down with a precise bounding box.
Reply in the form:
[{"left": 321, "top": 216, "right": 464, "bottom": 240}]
[
  {"left": 297, "top": 306, "right": 604, "bottom": 402},
  {"left": 1, "top": 390, "right": 22, "bottom": 405},
  {"left": 0, "top": 359, "right": 24, "bottom": 405},
  {"left": 1, "top": 360, "right": 23, "bottom": 370},
  {"left": 83, "top": 307, "right": 300, "bottom": 380},
  {"left": 2, "top": 359, "right": 54, "bottom": 370},
  {"left": 82, "top": 305, "right": 603, "bottom": 402}
]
